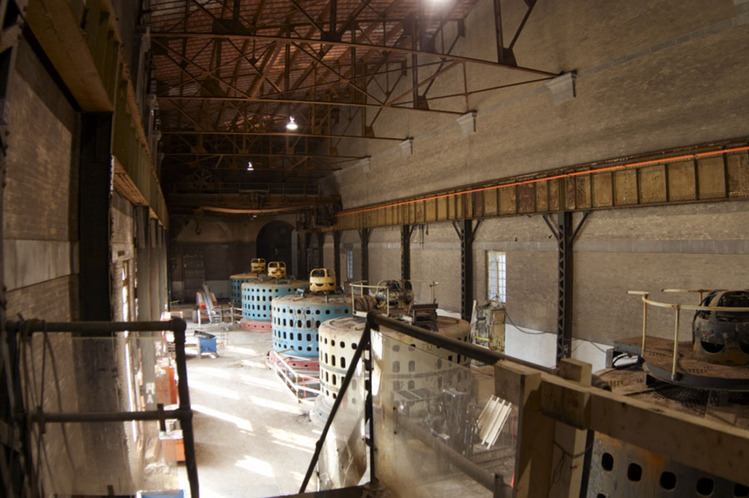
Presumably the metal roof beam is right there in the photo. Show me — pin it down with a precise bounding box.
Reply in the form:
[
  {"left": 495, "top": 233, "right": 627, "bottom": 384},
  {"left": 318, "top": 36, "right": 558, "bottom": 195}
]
[
  {"left": 161, "top": 130, "right": 406, "bottom": 141},
  {"left": 151, "top": 31, "right": 557, "bottom": 76},
  {"left": 164, "top": 151, "right": 366, "bottom": 161},
  {"left": 160, "top": 95, "right": 465, "bottom": 115}
]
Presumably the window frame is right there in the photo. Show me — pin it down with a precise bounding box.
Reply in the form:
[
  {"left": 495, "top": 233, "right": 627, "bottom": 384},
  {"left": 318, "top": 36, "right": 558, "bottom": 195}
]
[{"left": 487, "top": 250, "right": 507, "bottom": 304}]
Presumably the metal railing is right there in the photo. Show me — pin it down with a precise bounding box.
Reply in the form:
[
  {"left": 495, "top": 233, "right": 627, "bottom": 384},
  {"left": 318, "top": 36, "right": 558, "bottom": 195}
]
[
  {"left": 300, "top": 311, "right": 555, "bottom": 496},
  {"left": 628, "top": 289, "right": 749, "bottom": 380},
  {"left": 2, "top": 318, "right": 199, "bottom": 498}
]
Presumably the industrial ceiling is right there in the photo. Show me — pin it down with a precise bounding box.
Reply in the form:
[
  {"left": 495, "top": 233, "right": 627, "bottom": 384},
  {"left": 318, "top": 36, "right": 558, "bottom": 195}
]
[{"left": 147, "top": 0, "right": 554, "bottom": 221}]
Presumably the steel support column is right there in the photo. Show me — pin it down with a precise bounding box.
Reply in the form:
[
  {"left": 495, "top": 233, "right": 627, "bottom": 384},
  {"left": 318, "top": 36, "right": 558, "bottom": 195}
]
[
  {"left": 79, "top": 113, "right": 113, "bottom": 321},
  {"left": 452, "top": 219, "right": 481, "bottom": 322},
  {"left": 359, "top": 228, "right": 371, "bottom": 283},
  {"left": 301, "top": 231, "right": 310, "bottom": 278},
  {"left": 333, "top": 231, "right": 341, "bottom": 287},
  {"left": 557, "top": 211, "right": 573, "bottom": 365},
  {"left": 316, "top": 231, "right": 325, "bottom": 268},
  {"left": 544, "top": 211, "right": 590, "bottom": 365},
  {"left": 401, "top": 224, "right": 414, "bottom": 281},
  {"left": 493, "top": 0, "right": 516, "bottom": 65},
  {"left": 77, "top": 114, "right": 131, "bottom": 490}
]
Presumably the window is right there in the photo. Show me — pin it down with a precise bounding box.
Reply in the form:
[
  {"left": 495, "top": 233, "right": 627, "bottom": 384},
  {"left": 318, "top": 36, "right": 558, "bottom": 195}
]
[
  {"left": 347, "top": 248, "right": 354, "bottom": 280},
  {"left": 487, "top": 251, "right": 506, "bottom": 303}
]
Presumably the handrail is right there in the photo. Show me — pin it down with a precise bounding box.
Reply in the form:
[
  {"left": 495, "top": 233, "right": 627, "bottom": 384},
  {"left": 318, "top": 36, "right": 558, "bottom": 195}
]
[
  {"left": 300, "top": 311, "right": 571, "bottom": 494},
  {"left": 367, "top": 312, "right": 555, "bottom": 373},
  {"left": 628, "top": 290, "right": 749, "bottom": 380},
  {"left": 300, "top": 329, "right": 371, "bottom": 492},
  {"left": 4, "top": 318, "right": 200, "bottom": 498}
]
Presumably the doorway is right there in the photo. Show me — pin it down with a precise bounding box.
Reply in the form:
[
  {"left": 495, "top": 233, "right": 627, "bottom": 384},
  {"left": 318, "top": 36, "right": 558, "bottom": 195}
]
[{"left": 256, "top": 221, "right": 293, "bottom": 268}]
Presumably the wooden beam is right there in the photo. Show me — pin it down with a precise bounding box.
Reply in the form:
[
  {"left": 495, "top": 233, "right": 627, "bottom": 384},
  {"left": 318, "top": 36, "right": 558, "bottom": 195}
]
[
  {"left": 495, "top": 361, "right": 555, "bottom": 497},
  {"left": 26, "top": 0, "right": 114, "bottom": 110},
  {"left": 549, "top": 359, "right": 591, "bottom": 498},
  {"left": 536, "top": 371, "right": 749, "bottom": 487}
]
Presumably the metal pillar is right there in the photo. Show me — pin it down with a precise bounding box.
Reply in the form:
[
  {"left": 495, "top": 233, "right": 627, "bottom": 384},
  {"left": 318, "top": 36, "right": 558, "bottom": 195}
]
[
  {"left": 291, "top": 229, "right": 299, "bottom": 277},
  {"left": 401, "top": 224, "right": 414, "bottom": 281},
  {"left": 543, "top": 211, "right": 590, "bottom": 365},
  {"left": 4, "top": 319, "right": 199, "bottom": 498},
  {"left": 493, "top": 0, "right": 517, "bottom": 65},
  {"left": 333, "top": 231, "right": 341, "bottom": 285},
  {"left": 79, "top": 113, "right": 113, "bottom": 321},
  {"left": 452, "top": 219, "right": 481, "bottom": 322},
  {"left": 316, "top": 231, "right": 325, "bottom": 268},
  {"left": 358, "top": 228, "right": 371, "bottom": 283},
  {"left": 299, "top": 231, "right": 310, "bottom": 277},
  {"left": 557, "top": 212, "right": 573, "bottom": 365}
]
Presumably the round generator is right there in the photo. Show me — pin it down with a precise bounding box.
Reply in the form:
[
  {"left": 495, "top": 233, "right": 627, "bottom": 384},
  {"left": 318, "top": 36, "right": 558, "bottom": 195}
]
[
  {"left": 373, "top": 315, "right": 472, "bottom": 397},
  {"left": 230, "top": 272, "right": 268, "bottom": 305},
  {"left": 271, "top": 293, "right": 351, "bottom": 357},
  {"left": 241, "top": 279, "right": 308, "bottom": 331},
  {"left": 312, "top": 315, "right": 471, "bottom": 423}
]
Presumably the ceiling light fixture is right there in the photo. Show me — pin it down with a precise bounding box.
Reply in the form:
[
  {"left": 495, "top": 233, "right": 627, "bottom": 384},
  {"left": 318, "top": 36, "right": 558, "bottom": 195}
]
[
  {"left": 286, "top": 116, "right": 298, "bottom": 131},
  {"left": 246, "top": 161, "right": 254, "bottom": 171}
]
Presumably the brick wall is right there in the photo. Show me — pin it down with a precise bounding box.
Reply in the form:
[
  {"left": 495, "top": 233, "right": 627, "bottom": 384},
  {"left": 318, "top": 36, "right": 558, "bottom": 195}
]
[
  {"left": 331, "top": 0, "right": 749, "bottom": 207},
  {"left": 331, "top": 200, "right": 749, "bottom": 348},
  {"left": 2, "top": 34, "right": 85, "bottom": 493},
  {"left": 324, "top": 0, "right": 749, "bottom": 356}
]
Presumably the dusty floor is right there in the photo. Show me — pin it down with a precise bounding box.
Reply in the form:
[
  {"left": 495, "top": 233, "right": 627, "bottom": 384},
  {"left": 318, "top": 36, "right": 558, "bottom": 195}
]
[{"left": 175, "top": 313, "right": 321, "bottom": 497}]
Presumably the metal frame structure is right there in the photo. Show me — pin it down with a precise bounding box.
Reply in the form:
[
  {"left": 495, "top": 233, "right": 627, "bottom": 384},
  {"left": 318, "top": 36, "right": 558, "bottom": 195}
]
[
  {"left": 301, "top": 311, "right": 749, "bottom": 497},
  {"left": 543, "top": 211, "right": 589, "bottom": 365},
  {"left": 400, "top": 224, "right": 414, "bottom": 281},
  {"left": 146, "top": 0, "right": 555, "bottom": 215},
  {"left": 453, "top": 218, "right": 481, "bottom": 322},
  {"left": 333, "top": 230, "right": 342, "bottom": 287},
  {"left": 358, "top": 227, "right": 371, "bottom": 284},
  {"left": 629, "top": 289, "right": 749, "bottom": 388},
  {"left": 1, "top": 318, "right": 200, "bottom": 498}
]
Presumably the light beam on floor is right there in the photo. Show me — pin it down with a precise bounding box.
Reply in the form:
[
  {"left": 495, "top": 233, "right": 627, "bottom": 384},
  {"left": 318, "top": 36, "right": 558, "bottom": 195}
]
[{"left": 192, "top": 403, "right": 253, "bottom": 431}]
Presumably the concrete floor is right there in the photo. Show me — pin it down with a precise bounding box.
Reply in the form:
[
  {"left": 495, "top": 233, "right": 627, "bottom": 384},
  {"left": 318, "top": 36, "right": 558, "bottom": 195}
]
[{"left": 175, "top": 313, "right": 321, "bottom": 497}]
